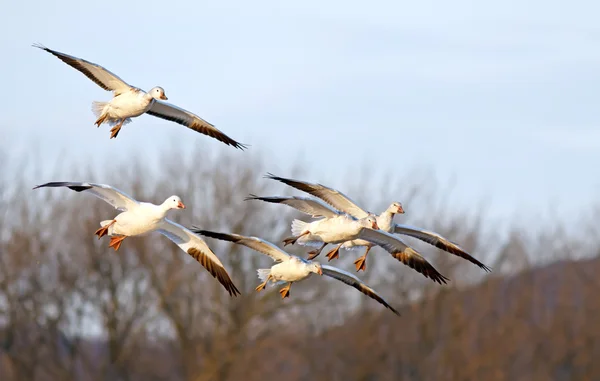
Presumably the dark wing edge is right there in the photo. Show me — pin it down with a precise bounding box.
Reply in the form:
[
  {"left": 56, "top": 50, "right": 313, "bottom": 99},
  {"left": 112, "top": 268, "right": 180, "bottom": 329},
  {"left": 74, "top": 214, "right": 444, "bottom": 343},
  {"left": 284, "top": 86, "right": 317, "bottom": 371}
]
[
  {"left": 186, "top": 247, "right": 240, "bottom": 297},
  {"left": 145, "top": 109, "right": 248, "bottom": 150},
  {"left": 391, "top": 248, "right": 451, "bottom": 285},
  {"left": 33, "top": 181, "right": 92, "bottom": 192},
  {"left": 32, "top": 43, "right": 117, "bottom": 92}
]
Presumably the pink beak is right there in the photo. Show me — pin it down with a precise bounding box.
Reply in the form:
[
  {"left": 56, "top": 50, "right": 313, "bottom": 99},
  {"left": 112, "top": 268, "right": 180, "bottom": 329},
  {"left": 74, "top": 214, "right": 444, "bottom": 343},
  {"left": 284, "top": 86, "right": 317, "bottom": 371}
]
[
  {"left": 177, "top": 201, "right": 186, "bottom": 209},
  {"left": 397, "top": 205, "right": 405, "bottom": 214},
  {"left": 160, "top": 94, "right": 168, "bottom": 100},
  {"left": 372, "top": 221, "right": 379, "bottom": 230},
  {"left": 317, "top": 267, "right": 323, "bottom": 275}
]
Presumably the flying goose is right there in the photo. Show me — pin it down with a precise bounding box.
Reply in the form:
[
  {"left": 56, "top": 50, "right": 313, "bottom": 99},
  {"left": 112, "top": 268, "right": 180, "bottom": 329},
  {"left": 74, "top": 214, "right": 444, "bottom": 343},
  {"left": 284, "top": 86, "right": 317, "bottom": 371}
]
[
  {"left": 260, "top": 174, "right": 491, "bottom": 273},
  {"left": 192, "top": 230, "right": 400, "bottom": 316},
  {"left": 33, "top": 181, "right": 240, "bottom": 296},
  {"left": 33, "top": 44, "right": 246, "bottom": 149},
  {"left": 284, "top": 214, "right": 449, "bottom": 284}
]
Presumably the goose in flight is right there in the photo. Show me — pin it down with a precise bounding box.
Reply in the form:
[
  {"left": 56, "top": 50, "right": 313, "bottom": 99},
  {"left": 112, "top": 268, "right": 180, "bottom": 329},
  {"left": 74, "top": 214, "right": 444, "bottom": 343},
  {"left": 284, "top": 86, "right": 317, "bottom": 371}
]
[
  {"left": 191, "top": 230, "right": 400, "bottom": 316},
  {"left": 33, "top": 44, "right": 246, "bottom": 149},
  {"left": 33, "top": 181, "right": 240, "bottom": 296},
  {"left": 260, "top": 174, "right": 491, "bottom": 273},
  {"left": 284, "top": 214, "right": 448, "bottom": 284}
]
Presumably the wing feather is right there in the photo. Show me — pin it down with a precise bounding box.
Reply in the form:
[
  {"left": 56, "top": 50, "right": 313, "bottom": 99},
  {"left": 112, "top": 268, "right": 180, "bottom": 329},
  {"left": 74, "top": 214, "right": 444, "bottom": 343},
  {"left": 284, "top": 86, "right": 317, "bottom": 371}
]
[
  {"left": 33, "top": 44, "right": 132, "bottom": 94},
  {"left": 191, "top": 229, "right": 291, "bottom": 263},
  {"left": 146, "top": 101, "right": 246, "bottom": 150},
  {"left": 245, "top": 195, "right": 341, "bottom": 218},
  {"left": 357, "top": 228, "right": 450, "bottom": 284},
  {"left": 33, "top": 181, "right": 138, "bottom": 212},
  {"left": 321, "top": 265, "right": 400, "bottom": 316},
  {"left": 265, "top": 174, "right": 369, "bottom": 219},
  {"left": 394, "top": 224, "right": 491, "bottom": 272},
  {"left": 158, "top": 221, "right": 240, "bottom": 296}
]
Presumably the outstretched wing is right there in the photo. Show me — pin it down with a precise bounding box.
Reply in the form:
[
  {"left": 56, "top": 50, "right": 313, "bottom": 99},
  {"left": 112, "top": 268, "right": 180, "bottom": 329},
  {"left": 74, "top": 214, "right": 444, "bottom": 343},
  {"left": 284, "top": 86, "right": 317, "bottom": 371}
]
[
  {"left": 33, "top": 44, "right": 133, "bottom": 95},
  {"left": 33, "top": 181, "right": 138, "bottom": 212},
  {"left": 157, "top": 221, "right": 240, "bottom": 297},
  {"left": 245, "top": 195, "right": 341, "bottom": 218},
  {"left": 394, "top": 224, "right": 491, "bottom": 272},
  {"left": 265, "top": 174, "right": 369, "bottom": 219},
  {"left": 146, "top": 101, "right": 247, "bottom": 150},
  {"left": 357, "top": 228, "right": 450, "bottom": 284},
  {"left": 191, "top": 229, "right": 291, "bottom": 263},
  {"left": 321, "top": 265, "right": 400, "bottom": 316}
]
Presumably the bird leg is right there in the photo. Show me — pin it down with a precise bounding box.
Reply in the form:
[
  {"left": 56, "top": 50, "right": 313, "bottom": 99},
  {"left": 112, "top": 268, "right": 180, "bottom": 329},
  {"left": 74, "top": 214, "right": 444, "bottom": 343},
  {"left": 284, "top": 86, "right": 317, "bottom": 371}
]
[
  {"left": 353, "top": 246, "right": 372, "bottom": 272},
  {"left": 94, "top": 220, "right": 116, "bottom": 239},
  {"left": 109, "top": 120, "right": 125, "bottom": 139},
  {"left": 255, "top": 274, "right": 272, "bottom": 292},
  {"left": 279, "top": 282, "right": 292, "bottom": 299},
  {"left": 325, "top": 243, "right": 344, "bottom": 261},
  {"left": 307, "top": 242, "right": 327, "bottom": 260},
  {"left": 282, "top": 231, "right": 309, "bottom": 246},
  {"left": 95, "top": 114, "right": 108, "bottom": 127},
  {"left": 108, "top": 235, "right": 127, "bottom": 251}
]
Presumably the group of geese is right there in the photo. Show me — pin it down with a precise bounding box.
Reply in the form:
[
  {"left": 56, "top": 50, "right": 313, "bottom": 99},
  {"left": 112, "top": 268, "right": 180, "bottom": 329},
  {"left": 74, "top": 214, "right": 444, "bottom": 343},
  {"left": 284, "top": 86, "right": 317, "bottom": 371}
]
[{"left": 31, "top": 44, "right": 491, "bottom": 316}]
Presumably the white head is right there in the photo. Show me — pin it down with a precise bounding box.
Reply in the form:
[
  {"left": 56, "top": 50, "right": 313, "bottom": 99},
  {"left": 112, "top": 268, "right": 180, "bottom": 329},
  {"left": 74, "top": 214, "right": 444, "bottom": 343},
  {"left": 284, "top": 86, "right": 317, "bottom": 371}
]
[
  {"left": 163, "top": 195, "right": 185, "bottom": 210},
  {"left": 149, "top": 86, "right": 168, "bottom": 100},
  {"left": 309, "top": 261, "right": 323, "bottom": 275},
  {"left": 387, "top": 201, "right": 404, "bottom": 215},
  {"left": 362, "top": 215, "right": 379, "bottom": 230}
]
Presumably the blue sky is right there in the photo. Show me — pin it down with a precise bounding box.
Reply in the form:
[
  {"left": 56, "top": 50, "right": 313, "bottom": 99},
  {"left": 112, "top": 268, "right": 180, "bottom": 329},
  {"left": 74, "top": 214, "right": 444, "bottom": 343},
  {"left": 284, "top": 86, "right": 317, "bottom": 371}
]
[{"left": 1, "top": 0, "right": 599, "bottom": 231}]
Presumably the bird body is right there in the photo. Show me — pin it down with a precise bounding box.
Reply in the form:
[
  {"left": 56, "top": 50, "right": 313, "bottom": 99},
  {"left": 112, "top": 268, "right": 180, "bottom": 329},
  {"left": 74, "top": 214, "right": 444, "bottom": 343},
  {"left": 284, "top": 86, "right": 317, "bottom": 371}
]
[
  {"left": 292, "top": 214, "right": 378, "bottom": 245},
  {"left": 192, "top": 230, "right": 400, "bottom": 315},
  {"left": 33, "top": 181, "right": 240, "bottom": 296},
  {"left": 33, "top": 43, "right": 246, "bottom": 148}
]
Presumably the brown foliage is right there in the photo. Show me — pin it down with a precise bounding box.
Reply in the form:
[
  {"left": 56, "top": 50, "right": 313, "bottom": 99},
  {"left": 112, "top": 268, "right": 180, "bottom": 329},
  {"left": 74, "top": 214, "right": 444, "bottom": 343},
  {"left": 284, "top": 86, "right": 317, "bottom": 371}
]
[{"left": 0, "top": 146, "right": 597, "bottom": 380}]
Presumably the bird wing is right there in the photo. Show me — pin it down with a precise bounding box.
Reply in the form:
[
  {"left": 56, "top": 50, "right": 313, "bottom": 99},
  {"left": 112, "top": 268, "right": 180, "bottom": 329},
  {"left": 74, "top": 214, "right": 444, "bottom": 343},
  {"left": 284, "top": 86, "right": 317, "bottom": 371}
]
[
  {"left": 265, "top": 174, "right": 369, "bottom": 219},
  {"left": 33, "top": 44, "right": 133, "bottom": 95},
  {"left": 146, "top": 101, "right": 246, "bottom": 150},
  {"left": 245, "top": 195, "right": 341, "bottom": 218},
  {"left": 321, "top": 265, "right": 400, "bottom": 316},
  {"left": 191, "top": 229, "right": 291, "bottom": 263},
  {"left": 33, "top": 181, "right": 138, "bottom": 212},
  {"left": 357, "top": 228, "right": 450, "bottom": 284},
  {"left": 394, "top": 223, "right": 491, "bottom": 272},
  {"left": 157, "top": 220, "right": 240, "bottom": 297}
]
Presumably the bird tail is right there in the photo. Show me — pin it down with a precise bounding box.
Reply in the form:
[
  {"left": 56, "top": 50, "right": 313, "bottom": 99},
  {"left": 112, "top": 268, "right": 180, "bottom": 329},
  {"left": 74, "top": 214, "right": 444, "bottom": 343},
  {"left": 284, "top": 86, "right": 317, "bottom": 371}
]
[
  {"left": 291, "top": 219, "right": 308, "bottom": 237},
  {"left": 257, "top": 268, "right": 271, "bottom": 283},
  {"left": 91, "top": 101, "right": 108, "bottom": 119}
]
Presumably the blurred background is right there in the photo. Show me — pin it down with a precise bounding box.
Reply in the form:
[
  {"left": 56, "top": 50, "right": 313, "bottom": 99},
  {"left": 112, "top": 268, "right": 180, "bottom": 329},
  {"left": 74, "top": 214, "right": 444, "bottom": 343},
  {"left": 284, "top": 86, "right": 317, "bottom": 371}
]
[{"left": 1, "top": 1, "right": 599, "bottom": 380}]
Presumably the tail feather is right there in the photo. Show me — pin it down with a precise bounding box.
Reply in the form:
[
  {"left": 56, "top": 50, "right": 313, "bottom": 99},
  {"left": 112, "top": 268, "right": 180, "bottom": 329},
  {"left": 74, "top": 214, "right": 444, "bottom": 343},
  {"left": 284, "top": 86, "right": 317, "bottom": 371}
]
[
  {"left": 291, "top": 219, "right": 308, "bottom": 237},
  {"left": 91, "top": 101, "right": 108, "bottom": 119},
  {"left": 91, "top": 102, "right": 132, "bottom": 127},
  {"left": 257, "top": 269, "right": 271, "bottom": 283}
]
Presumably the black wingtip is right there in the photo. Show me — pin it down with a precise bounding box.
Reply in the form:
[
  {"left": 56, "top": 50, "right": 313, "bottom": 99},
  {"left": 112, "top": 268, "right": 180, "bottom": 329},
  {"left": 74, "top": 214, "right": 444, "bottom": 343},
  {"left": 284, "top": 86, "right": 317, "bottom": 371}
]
[
  {"left": 243, "top": 194, "right": 259, "bottom": 201},
  {"left": 191, "top": 229, "right": 238, "bottom": 244},
  {"left": 32, "top": 42, "right": 47, "bottom": 50},
  {"left": 233, "top": 141, "right": 250, "bottom": 151}
]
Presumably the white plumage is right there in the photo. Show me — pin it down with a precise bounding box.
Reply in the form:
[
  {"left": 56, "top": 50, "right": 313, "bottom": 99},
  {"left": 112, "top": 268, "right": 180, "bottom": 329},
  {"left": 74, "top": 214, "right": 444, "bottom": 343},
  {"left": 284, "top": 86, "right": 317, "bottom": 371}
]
[
  {"left": 192, "top": 230, "right": 400, "bottom": 316},
  {"left": 33, "top": 44, "right": 246, "bottom": 149},
  {"left": 256, "top": 174, "right": 490, "bottom": 273},
  {"left": 33, "top": 181, "right": 240, "bottom": 296}
]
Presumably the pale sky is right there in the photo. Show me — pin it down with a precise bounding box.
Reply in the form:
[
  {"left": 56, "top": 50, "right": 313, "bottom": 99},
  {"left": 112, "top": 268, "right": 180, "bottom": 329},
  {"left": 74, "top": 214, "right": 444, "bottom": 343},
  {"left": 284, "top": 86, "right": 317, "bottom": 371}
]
[{"left": 2, "top": 0, "right": 599, "bottom": 232}]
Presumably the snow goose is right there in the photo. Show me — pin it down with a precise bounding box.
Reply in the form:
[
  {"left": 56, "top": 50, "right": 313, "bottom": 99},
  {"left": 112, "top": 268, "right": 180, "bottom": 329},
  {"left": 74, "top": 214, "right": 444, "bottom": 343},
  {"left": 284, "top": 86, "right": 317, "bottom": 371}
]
[
  {"left": 33, "top": 44, "right": 246, "bottom": 149},
  {"left": 191, "top": 230, "right": 400, "bottom": 316},
  {"left": 263, "top": 174, "right": 491, "bottom": 272},
  {"left": 279, "top": 213, "right": 448, "bottom": 284},
  {"left": 33, "top": 181, "right": 240, "bottom": 296}
]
